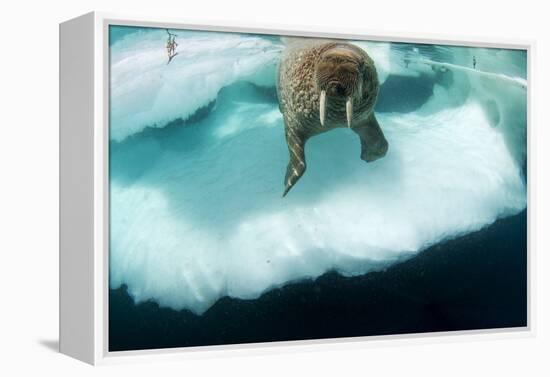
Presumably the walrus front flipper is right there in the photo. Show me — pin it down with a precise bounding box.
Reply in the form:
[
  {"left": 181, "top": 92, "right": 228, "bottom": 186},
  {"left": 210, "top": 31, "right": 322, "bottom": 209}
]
[
  {"left": 283, "top": 125, "right": 307, "bottom": 197},
  {"left": 353, "top": 113, "right": 388, "bottom": 162}
]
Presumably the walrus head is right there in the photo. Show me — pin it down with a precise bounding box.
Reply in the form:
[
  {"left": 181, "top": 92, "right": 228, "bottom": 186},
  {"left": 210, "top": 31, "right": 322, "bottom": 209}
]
[{"left": 315, "top": 44, "right": 371, "bottom": 128}]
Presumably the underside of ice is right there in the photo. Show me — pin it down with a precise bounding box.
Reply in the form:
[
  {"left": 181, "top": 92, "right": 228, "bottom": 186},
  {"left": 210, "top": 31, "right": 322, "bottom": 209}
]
[{"left": 109, "top": 27, "right": 527, "bottom": 314}]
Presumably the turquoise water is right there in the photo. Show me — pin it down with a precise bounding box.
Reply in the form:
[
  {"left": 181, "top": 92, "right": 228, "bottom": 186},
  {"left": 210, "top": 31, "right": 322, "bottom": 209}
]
[{"left": 108, "top": 26, "right": 527, "bottom": 316}]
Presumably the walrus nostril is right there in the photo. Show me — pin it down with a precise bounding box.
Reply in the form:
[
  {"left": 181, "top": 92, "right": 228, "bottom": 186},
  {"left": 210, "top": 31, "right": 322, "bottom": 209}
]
[{"left": 327, "top": 83, "right": 345, "bottom": 96}]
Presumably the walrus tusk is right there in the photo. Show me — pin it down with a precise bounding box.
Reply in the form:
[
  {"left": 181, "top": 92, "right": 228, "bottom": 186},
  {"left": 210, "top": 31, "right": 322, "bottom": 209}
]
[
  {"left": 346, "top": 97, "right": 353, "bottom": 128},
  {"left": 319, "top": 90, "right": 327, "bottom": 126}
]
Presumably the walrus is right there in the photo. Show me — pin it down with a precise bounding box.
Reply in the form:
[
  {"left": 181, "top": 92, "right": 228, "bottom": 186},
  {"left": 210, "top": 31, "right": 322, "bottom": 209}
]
[{"left": 277, "top": 39, "right": 388, "bottom": 196}]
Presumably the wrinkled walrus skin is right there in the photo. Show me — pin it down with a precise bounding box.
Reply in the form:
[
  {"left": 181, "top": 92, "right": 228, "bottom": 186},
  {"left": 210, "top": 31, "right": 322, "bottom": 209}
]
[{"left": 277, "top": 39, "right": 388, "bottom": 196}]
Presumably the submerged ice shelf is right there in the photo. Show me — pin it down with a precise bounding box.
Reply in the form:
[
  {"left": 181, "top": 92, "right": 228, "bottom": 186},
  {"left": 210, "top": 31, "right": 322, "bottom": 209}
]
[{"left": 109, "top": 28, "right": 527, "bottom": 314}]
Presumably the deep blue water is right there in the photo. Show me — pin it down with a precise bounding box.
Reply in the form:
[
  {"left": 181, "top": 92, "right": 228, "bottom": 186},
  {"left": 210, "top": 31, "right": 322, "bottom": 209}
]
[{"left": 109, "top": 210, "right": 527, "bottom": 351}]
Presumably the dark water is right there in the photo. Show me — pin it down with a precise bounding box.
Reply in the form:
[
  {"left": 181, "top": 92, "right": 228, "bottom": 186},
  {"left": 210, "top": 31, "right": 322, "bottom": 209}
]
[{"left": 109, "top": 210, "right": 527, "bottom": 351}]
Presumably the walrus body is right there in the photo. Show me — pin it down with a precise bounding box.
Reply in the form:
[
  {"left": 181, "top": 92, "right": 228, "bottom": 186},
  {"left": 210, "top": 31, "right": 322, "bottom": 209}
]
[{"left": 277, "top": 39, "right": 388, "bottom": 196}]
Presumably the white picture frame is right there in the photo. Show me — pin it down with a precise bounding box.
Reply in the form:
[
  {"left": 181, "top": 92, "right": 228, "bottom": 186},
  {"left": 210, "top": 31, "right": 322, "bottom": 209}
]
[{"left": 59, "top": 11, "right": 534, "bottom": 365}]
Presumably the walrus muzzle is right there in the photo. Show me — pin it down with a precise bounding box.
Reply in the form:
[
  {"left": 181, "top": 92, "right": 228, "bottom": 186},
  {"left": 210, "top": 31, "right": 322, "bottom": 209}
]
[
  {"left": 316, "top": 47, "right": 363, "bottom": 128},
  {"left": 319, "top": 89, "right": 353, "bottom": 128}
]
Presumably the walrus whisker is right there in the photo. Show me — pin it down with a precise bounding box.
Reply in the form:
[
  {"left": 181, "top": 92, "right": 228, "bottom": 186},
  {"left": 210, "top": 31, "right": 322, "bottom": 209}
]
[
  {"left": 346, "top": 97, "right": 353, "bottom": 128},
  {"left": 319, "top": 90, "right": 327, "bottom": 126}
]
